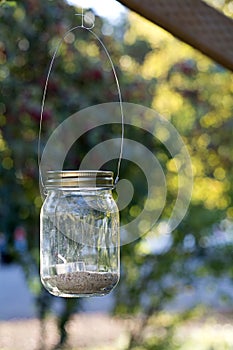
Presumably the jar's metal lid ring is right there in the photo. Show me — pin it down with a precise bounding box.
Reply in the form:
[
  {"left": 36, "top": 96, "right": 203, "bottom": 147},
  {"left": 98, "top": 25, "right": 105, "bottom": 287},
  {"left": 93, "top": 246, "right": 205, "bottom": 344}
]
[{"left": 45, "top": 170, "right": 114, "bottom": 189}]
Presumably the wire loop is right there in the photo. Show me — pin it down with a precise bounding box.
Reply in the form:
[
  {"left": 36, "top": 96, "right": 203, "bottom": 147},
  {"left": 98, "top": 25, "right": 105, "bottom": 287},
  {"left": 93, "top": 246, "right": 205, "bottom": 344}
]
[{"left": 38, "top": 9, "right": 124, "bottom": 192}]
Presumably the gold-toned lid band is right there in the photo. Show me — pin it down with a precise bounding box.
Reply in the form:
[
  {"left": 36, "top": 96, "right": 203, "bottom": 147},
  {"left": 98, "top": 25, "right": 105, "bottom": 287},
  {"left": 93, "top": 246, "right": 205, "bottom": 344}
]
[{"left": 45, "top": 170, "right": 114, "bottom": 189}]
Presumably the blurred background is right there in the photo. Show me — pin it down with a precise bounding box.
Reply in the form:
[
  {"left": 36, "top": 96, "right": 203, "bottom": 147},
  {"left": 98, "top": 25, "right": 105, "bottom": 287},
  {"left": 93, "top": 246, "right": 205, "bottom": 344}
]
[{"left": 0, "top": 0, "right": 233, "bottom": 349}]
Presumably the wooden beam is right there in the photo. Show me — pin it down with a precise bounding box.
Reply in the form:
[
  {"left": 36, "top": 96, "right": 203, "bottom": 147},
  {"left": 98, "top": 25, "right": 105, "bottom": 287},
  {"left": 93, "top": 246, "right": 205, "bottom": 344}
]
[{"left": 118, "top": 0, "right": 233, "bottom": 71}]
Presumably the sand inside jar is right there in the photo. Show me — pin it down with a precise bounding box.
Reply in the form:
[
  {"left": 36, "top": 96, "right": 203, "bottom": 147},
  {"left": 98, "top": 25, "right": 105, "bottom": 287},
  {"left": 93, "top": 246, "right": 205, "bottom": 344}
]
[{"left": 45, "top": 271, "right": 118, "bottom": 294}]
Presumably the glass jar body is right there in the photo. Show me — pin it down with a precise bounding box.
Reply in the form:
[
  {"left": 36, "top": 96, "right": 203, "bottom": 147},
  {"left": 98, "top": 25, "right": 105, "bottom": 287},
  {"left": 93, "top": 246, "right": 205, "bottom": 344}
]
[{"left": 40, "top": 188, "right": 120, "bottom": 297}]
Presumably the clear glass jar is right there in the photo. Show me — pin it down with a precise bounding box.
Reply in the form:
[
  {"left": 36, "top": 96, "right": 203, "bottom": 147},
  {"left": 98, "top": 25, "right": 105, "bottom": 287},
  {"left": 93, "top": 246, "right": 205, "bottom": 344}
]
[{"left": 40, "top": 170, "right": 120, "bottom": 297}]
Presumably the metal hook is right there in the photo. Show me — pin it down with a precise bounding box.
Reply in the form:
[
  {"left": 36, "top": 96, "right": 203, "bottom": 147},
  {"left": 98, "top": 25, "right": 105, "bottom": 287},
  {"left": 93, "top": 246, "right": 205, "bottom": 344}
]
[{"left": 75, "top": 10, "right": 95, "bottom": 30}]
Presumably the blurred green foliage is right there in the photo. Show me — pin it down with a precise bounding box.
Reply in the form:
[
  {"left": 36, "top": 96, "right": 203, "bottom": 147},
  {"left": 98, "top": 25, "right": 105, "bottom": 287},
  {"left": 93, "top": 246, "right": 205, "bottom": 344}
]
[{"left": 0, "top": 0, "right": 233, "bottom": 349}]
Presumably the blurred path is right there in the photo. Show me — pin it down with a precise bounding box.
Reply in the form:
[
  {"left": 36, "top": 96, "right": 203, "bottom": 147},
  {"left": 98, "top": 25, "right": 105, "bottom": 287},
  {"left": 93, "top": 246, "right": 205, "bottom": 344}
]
[{"left": 0, "top": 264, "right": 36, "bottom": 320}]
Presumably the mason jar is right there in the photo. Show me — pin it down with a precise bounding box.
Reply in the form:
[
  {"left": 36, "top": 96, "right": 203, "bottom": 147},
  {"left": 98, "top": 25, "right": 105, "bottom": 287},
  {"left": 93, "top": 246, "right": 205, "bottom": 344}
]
[{"left": 40, "top": 170, "right": 120, "bottom": 297}]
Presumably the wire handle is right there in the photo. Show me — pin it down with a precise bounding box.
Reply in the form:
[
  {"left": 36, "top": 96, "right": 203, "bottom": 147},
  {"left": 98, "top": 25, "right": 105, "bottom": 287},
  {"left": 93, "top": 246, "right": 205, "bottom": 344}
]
[{"left": 38, "top": 9, "right": 124, "bottom": 191}]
